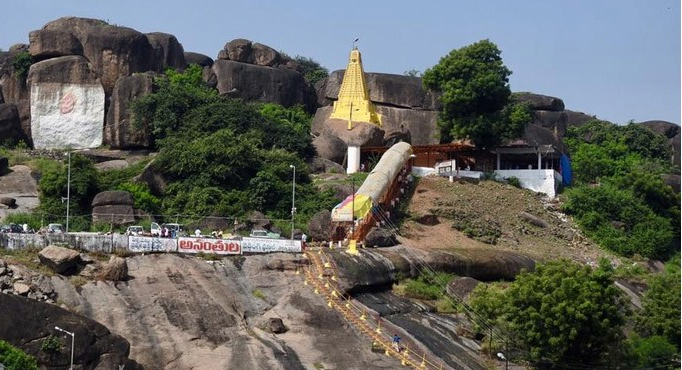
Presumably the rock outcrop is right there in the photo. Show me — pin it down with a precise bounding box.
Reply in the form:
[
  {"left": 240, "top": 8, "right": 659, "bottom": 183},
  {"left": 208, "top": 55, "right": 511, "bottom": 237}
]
[
  {"left": 313, "top": 71, "right": 441, "bottom": 157},
  {"left": 184, "top": 52, "right": 213, "bottom": 67},
  {"left": 146, "top": 32, "right": 187, "bottom": 72},
  {"left": 0, "top": 293, "right": 143, "bottom": 370},
  {"left": 103, "top": 73, "right": 155, "bottom": 148},
  {"left": 28, "top": 29, "right": 84, "bottom": 61},
  {"left": 0, "top": 102, "right": 27, "bottom": 145},
  {"left": 98, "top": 255, "right": 128, "bottom": 281},
  {"left": 42, "top": 17, "right": 156, "bottom": 96},
  {"left": 28, "top": 55, "right": 105, "bottom": 149},
  {"left": 638, "top": 120, "right": 681, "bottom": 168},
  {"left": 91, "top": 190, "right": 135, "bottom": 225},
  {"left": 308, "top": 210, "right": 332, "bottom": 242},
  {"left": 212, "top": 59, "right": 316, "bottom": 111},
  {"left": 38, "top": 245, "right": 81, "bottom": 274}
]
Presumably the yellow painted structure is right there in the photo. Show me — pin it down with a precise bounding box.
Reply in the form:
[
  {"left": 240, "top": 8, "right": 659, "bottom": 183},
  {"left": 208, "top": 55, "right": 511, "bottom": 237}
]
[{"left": 330, "top": 48, "right": 381, "bottom": 127}]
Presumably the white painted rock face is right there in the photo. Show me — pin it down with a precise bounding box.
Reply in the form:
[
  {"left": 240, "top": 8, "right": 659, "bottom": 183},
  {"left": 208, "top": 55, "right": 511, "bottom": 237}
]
[{"left": 30, "top": 83, "right": 104, "bottom": 149}]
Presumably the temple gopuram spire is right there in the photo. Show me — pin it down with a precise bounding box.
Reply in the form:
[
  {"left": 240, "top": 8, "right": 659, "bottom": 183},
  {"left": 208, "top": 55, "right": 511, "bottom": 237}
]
[{"left": 330, "top": 47, "right": 381, "bottom": 128}]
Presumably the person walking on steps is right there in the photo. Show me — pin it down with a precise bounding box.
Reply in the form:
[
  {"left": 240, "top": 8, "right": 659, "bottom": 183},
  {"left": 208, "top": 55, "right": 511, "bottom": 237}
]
[{"left": 392, "top": 334, "right": 402, "bottom": 352}]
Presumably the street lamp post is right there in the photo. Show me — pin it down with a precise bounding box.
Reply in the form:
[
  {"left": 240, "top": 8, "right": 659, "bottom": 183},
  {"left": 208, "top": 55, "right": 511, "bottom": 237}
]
[
  {"left": 289, "top": 165, "right": 296, "bottom": 240},
  {"left": 497, "top": 352, "right": 509, "bottom": 370},
  {"left": 55, "top": 326, "right": 74, "bottom": 370},
  {"left": 65, "top": 151, "right": 71, "bottom": 233}
]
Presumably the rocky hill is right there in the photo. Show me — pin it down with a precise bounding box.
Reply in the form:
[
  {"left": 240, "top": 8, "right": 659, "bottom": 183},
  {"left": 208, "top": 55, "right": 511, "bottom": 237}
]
[{"left": 0, "top": 173, "right": 625, "bottom": 370}]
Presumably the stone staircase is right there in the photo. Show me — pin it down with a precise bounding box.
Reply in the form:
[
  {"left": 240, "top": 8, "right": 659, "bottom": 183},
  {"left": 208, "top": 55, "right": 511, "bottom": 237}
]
[{"left": 302, "top": 247, "right": 454, "bottom": 370}]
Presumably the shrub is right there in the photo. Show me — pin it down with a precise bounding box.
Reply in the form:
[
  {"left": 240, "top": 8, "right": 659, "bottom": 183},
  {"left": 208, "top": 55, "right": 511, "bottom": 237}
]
[
  {"left": 40, "top": 334, "right": 62, "bottom": 354},
  {"left": 506, "top": 176, "right": 521, "bottom": 188},
  {"left": 12, "top": 51, "right": 32, "bottom": 79},
  {"left": 0, "top": 339, "right": 39, "bottom": 370}
]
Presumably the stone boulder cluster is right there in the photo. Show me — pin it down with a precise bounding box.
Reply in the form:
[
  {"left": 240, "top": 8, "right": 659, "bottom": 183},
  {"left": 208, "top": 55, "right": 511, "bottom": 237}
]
[
  {"left": 1, "top": 16, "right": 679, "bottom": 173},
  {"left": 0, "top": 17, "right": 316, "bottom": 151}
]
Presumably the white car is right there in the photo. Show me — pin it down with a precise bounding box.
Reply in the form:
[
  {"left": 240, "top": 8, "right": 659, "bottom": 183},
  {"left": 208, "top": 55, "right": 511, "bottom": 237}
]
[
  {"left": 126, "top": 226, "right": 144, "bottom": 236},
  {"left": 48, "top": 223, "right": 64, "bottom": 233}
]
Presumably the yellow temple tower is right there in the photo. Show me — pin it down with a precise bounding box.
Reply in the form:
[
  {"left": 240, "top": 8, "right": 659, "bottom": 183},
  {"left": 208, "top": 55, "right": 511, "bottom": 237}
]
[{"left": 330, "top": 47, "right": 381, "bottom": 128}]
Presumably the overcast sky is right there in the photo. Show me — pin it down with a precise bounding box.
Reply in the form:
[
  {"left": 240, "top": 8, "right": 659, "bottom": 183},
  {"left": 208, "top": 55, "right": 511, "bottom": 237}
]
[{"left": 2, "top": 0, "right": 679, "bottom": 125}]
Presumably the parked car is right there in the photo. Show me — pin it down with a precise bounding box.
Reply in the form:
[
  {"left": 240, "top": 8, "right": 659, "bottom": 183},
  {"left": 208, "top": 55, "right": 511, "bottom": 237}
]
[
  {"left": 47, "top": 224, "right": 64, "bottom": 233},
  {"left": 126, "top": 225, "right": 144, "bottom": 236},
  {"left": 249, "top": 229, "right": 281, "bottom": 239},
  {"left": 150, "top": 222, "right": 185, "bottom": 237},
  {"left": 0, "top": 223, "right": 23, "bottom": 233}
]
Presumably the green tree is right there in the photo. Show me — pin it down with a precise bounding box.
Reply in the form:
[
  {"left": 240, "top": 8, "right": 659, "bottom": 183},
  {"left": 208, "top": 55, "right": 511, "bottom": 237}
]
[
  {"left": 563, "top": 119, "right": 679, "bottom": 259},
  {"left": 12, "top": 51, "right": 33, "bottom": 79},
  {"left": 502, "top": 259, "right": 626, "bottom": 369},
  {"left": 0, "top": 340, "right": 39, "bottom": 370},
  {"left": 636, "top": 256, "right": 681, "bottom": 348},
  {"left": 131, "top": 64, "right": 219, "bottom": 147},
  {"left": 627, "top": 335, "right": 679, "bottom": 370},
  {"left": 38, "top": 154, "right": 100, "bottom": 229},
  {"left": 422, "top": 39, "right": 516, "bottom": 146},
  {"left": 562, "top": 183, "right": 674, "bottom": 259},
  {"left": 258, "top": 103, "right": 315, "bottom": 158},
  {"left": 293, "top": 55, "right": 329, "bottom": 85}
]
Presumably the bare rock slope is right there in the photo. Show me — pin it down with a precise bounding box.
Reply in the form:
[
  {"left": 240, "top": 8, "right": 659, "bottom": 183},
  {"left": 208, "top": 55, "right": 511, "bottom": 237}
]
[{"left": 51, "top": 253, "right": 401, "bottom": 370}]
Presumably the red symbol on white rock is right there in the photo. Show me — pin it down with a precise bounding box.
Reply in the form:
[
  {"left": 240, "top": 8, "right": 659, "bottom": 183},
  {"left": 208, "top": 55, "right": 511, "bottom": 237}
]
[{"left": 60, "top": 92, "right": 76, "bottom": 114}]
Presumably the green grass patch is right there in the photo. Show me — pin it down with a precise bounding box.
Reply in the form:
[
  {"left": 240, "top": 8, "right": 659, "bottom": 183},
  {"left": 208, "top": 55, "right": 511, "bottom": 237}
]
[
  {"left": 252, "top": 288, "right": 266, "bottom": 300},
  {"left": 394, "top": 271, "right": 456, "bottom": 301},
  {"left": 1, "top": 248, "right": 54, "bottom": 276}
]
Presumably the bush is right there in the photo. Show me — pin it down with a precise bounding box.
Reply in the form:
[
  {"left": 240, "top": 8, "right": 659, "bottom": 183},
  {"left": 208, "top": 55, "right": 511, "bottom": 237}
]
[
  {"left": 0, "top": 339, "right": 39, "bottom": 370},
  {"left": 505, "top": 176, "right": 521, "bottom": 188},
  {"left": 395, "top": 271, "right": 455, "bottom": 301},
  {"left": 40, "top": 334, "right": 62, "bottom": 354},
  {"left": 12, "top": 51, "right": 32, "bottom": 79}
]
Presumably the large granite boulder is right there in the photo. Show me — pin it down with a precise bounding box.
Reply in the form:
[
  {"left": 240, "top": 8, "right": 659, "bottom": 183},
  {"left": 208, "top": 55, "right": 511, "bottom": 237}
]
[
  {"left": 319, "top": 119, "right": 385, "bottom": 149},
  {"left": 638, "top": 120, "right": 680, "bottom": 168},
  {"left": 308, "top": 210, "right": 332, "bottom": 242},
  {"left": 146, "top": 32, "right": 187, "bottom": 72},
  {"left": 16, "top": 100, "right": 32, "bottom": 147},
  {"left": 104, "top": 73, "right": 155, "bottom": 149},
  {"left": 28, "top": 29, "right": 83, "bottom": 61},
  {"left": 513, "top": 92, "right": 565, "bottom": 111},
  {"left": 212, "top": 59, "right": 316, "bottom": 111},
  {"left": 312, "top": 132, "right": 347, "bottom": 164},
  {"left": 133, "top": 160, "right": 168, "bottom": 195},
  {"left": 375, "top": 105, "right": 438, "bottom": 145},
  {"left": 317, "top": 70, "right": 440, "bottom": 110},
  {"left": 98, "top": 255, "right": 128, "bottom": 281},
  {"left": 42, "top": 17, "right": 156, "bottom": 95},
  {"left": 184, "top": 52, "right": 214, "bottom": 67},
  {"left": 532, "top": 110, "right": 568, "bottom": 138},
  {"left": 520, "top": 123, "right": 565, "bottom": 151},
  {"left": 28, "top": 55, "right": 105, "bottom": 149},
  {"left": 364, "top": 227, "right": 398, "bottom": 248},
  {"left": 251, "top": 43, "right": 280, "bottom": 67},
  {"left": 91, "top": 190, "right": 135, "bottom": 225},
  {"left": 564, "top": 109, "right": 596, "bottom": 128},
  {"left": 315, "top": 105, "right": 431, "bottom": 147},
  {"left": 222, "top": 38, "right": 253, "bottom": 62},
  {"left": 0, "top": 49, "right": 30, "bottom": 104},
  {"left": 38, "top": 245, "right": 81, "bottom": 274},
  {"left": 0, "top": 293, "right": 143, "bottom": 370},
  {"left": 638, "top": 120, "right": 680, "bottom": 138},
  {"left": 0, "top": 103, "right": 27, "bottom": 144}
]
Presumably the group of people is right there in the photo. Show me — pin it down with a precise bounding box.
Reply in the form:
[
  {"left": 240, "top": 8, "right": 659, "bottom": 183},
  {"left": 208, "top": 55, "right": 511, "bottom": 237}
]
[{"left": 158, "top": 227, "right": 177, "bottom": 238}]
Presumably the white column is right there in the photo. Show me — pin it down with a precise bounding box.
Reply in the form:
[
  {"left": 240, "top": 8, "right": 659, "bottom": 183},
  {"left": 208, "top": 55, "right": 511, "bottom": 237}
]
[
  {"left": 496, "top": 153, "right": 500, "bottom": 170},
  {"left": 537, "top": 152, "right": 542, "bottom": 169},
  {"left": 347, "top": 146, "right": 361, "bottom": 174}
]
